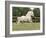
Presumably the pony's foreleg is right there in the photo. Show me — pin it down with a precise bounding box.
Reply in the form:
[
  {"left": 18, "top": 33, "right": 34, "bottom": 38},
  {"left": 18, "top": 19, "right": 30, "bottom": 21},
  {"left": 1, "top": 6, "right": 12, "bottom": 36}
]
[
  {"left": 28, "top": 20, "right": 32, "bottom": 23},
  {"left": 28, "top": 18, "right": 32, "bottom": 23},
  {"left": 30, "top": 20, "right": 32, "bottom": 23},
  {"left": 17, "top": 20, "right": 20, "bottom": 24}
]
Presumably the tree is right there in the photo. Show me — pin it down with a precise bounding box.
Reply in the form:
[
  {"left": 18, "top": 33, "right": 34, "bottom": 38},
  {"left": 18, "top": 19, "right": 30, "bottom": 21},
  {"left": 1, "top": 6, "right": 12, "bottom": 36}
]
[
  {"left": 33, "top": 8, "right": 40, "bottom": 17},
  {"left": 12, "top": 7, "right": 31, "bottom": 16}
]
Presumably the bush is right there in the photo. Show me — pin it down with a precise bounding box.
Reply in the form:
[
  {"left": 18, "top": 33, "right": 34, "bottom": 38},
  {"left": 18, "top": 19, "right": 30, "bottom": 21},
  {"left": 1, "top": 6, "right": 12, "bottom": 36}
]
[{"left": 32, "top": 17, "right": 40, "bottom": 22}]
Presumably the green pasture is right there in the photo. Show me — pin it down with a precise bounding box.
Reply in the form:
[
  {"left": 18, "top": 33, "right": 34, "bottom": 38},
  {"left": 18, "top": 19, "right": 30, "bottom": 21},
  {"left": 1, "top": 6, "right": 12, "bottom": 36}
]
[{"left": 12, "top": 23, "right": 40, "bottom": 31}]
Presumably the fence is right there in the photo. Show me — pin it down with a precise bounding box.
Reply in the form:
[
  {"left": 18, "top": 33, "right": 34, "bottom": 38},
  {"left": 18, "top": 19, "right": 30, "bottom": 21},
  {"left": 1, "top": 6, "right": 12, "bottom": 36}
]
[
  {"left": 32, "top": 17, "right": 40, "bottom": 22},
  {"left": 12, "top": 16, "right": 40, "bottom": 22}
]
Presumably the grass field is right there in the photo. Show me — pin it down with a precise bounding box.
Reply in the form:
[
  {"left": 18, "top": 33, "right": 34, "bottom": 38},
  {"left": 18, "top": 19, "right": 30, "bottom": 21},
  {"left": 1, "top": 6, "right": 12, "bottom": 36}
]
[{"left": 12, "top": 22, "right": 40, "bottom": 31}]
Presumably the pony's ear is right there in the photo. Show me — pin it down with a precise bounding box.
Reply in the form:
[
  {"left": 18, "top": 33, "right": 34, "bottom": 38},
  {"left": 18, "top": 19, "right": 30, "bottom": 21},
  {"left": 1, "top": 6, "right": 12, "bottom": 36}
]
[{"left": 30, "top": 8, "right": 34, "bottom": 11}]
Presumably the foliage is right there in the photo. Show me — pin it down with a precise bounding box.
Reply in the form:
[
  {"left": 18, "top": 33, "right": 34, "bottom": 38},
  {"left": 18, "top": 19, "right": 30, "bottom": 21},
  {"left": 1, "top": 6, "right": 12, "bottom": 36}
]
[
  {"left": 12, "top": 7, "right": 31, "bottom": 16},
  {"left": 12, "top": 7, "right": 40, "bottom": 17},
  {"left": 33, "top": 8, "right": 40, "bottom": 17}
]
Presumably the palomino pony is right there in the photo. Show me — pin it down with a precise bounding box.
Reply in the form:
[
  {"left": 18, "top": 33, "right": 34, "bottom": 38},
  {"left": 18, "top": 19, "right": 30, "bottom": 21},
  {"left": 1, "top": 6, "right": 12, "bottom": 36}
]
[{"left": 17, "top": 11, "right": 34, "bottom": 24}]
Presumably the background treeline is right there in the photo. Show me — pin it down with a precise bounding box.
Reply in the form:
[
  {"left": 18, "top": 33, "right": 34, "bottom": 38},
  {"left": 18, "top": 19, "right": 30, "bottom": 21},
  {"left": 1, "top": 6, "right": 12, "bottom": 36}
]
[
  {"left": 12, "top": 7, "right": 40, "bottom": 22},
  {"left": 12, "top": 7, "right": 40, "bottom": 17}
]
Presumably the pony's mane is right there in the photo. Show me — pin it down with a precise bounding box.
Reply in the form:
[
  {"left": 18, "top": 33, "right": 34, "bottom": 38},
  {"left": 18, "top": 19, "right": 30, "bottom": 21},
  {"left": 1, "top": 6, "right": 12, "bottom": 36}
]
[{"left": 26, "top": 11, "right": 32, "bottom": 16}]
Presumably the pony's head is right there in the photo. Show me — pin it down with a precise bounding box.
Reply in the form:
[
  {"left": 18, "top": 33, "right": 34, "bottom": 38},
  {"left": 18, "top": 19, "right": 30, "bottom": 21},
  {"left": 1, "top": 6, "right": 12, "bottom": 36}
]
[
  {"left": 28, "top": 8, "right": 34, "bottom": 17},
  {"left": 30, "top": 11, "right": 34, "bottom": 17},
  {"left": 26, "top": 11, "right": 34, "bottom": 17}
]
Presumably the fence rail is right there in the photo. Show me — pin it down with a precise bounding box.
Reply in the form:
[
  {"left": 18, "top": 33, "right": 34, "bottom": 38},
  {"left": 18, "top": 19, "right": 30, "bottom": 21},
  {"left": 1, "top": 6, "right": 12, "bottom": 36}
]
[
  {"left": 32, "top": 17, "right": 40, "bottom": 22},
  {"left": 12, "top": 16, "right": 40, "bottom": 22}
]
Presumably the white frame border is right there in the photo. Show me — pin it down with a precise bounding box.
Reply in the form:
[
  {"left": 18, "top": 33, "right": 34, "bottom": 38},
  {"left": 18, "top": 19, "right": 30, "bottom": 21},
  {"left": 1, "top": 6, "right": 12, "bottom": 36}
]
[{"left": 10, "top": 4, "right": 43, "bottom": 34}]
